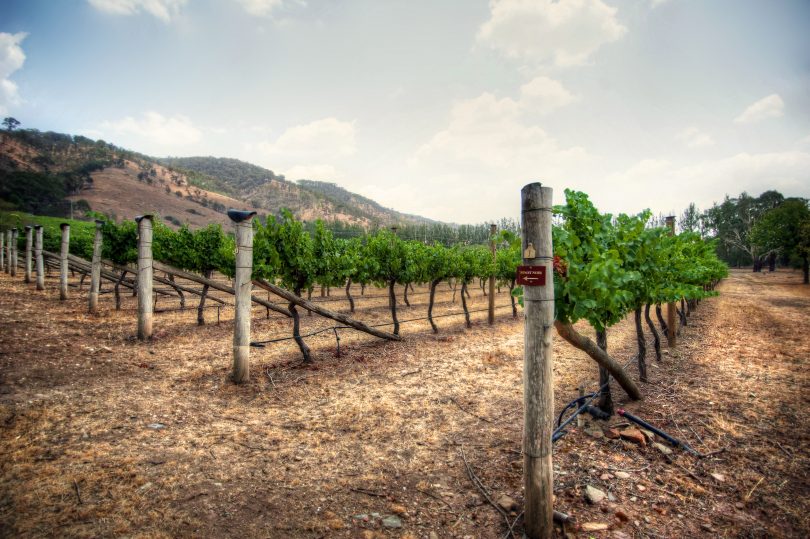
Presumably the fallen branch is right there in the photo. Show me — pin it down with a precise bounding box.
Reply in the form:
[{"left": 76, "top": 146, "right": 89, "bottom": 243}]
[{"left": 460, "top": 445, "right": 516, "bottom": 539}]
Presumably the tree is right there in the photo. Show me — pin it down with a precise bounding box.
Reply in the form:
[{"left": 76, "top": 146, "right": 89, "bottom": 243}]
[
  {"left": 751, "top": 198, "right": 810, "bottom": 284},
  {"left": 2, "top": 117, "right": 20, "bottom": 132}
]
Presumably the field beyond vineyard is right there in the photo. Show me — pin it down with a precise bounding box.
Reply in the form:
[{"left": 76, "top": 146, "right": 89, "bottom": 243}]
[{"left": 0, "top": 269, "right": 808, "bottom": 538}]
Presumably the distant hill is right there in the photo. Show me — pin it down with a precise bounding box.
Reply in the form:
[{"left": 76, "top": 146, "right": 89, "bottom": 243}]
[{"left": 0, "top": 128, "right": 436, "bottom": 228}]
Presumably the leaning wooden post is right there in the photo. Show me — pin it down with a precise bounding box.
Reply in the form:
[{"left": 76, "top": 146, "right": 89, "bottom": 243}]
[
  {"left": 488, "top": 223, "right": 497, "bottom": 325},
  {"left": 59, "top": 224, "right": 70, "bottom": 300},
  {"left": 665, "top": 216, "right": 677, "bottom": 348},
  {"left": 136, "top": 215, "right": 153, "bottom": 340},
  {"left": 229, "top": 209, "right": 257, "bottom": 384},
  {"left": 10, "top": 228, "right": 18, "bottom": 277},
  {"left": 88, "top": 220, "right": 104, "bottom": 313},
  {"left": 521, "top": 182, "right": 554, "bottom": 539},
  {"left": 24, "top": 226, "right": 33, "bottom": 283},
  {"left": 34, "top": 226, "right": 44, "bottom": 290}
]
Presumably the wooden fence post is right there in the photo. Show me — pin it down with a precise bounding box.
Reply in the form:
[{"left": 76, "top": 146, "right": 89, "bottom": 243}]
[
  {"left": 229, "top": 210, "right": 257, "bottom": 383},
  {"left": 521, "top": 182, "right": 554, "bottom": 539},
  {"left": 10, "top": 228, "right": 18, "bottom": 277},
  {"left": 665, "top": 216, "right": 676, "bottom": 348},
  {"left": 89, "top": 220, "right": 104, "bottom": 314},
  {"left": 34, "top": 226, "right": 44, "bottom": 290},
  {"left": 136, "top": 215, "right": 153, "bottom": 340},
  {"left": 4, "top": 229, "right": 10, "bottom": 274},
  {"left": 488, "top": 223, "right": 497, "bottom": 325},
  {"left": 59, "top": 224, "right": 70, "bottom": 300},
  {"left": 24, "top": 226, "right": 32, "bottom": 283},
  {"left": 0, "top": 229, "right": 4, "bottom": 273}
]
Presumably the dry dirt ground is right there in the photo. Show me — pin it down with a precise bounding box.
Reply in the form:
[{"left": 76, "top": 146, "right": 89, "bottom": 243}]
[{"left": 0, "top": 268, "right": 808, "bottom": 538}]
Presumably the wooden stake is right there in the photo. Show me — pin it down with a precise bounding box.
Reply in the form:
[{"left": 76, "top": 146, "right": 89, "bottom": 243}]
[
  {"left": 34, "top": 226, "right": 44, "bottom": 290},
  {"left": 488, "top": 223, "right": 496, "bottom": 325},
  {"left": 24, "top": 226, "right": 32, "bottom": 284},
  {"left": 665, "top": 216, "right": 677, "bottom": 348},
  {"left": 89, "top": 220, "right": 103, "bottom": 314},
  {"left": 0, "top": 230, "right": 4, "bottom": 272},
  {"left": 59, "top": 224, "right": 70, "bottom": 300},
  {"left": 136, "top": 215, "right": 153, "bottom": 340},
  {"left": 10, "top": 228, "right": 18, "bottom": 277},
  {"left": 4, "top": 230, "right": 10, "bottom": 274},
  {"left": 521, "top": 183, "right": 554, "bottom": 539},
  {"left": 230, "top": 211, "right": 256, "bottom": 383}
]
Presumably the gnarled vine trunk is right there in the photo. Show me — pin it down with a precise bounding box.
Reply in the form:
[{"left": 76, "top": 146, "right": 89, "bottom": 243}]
[
  {"left": 656, "top": 304, "right": 667, "bottom": 334},
  {"left": 509, "top": 278, "right": 517, "bottom": 318},
  {"left": 345, "top": 278, "right": 354, "bottom": 313},
  {"left": 389, "top": 279, "right": 399, "bottom": 335},
  {"left": 115, "top": 270, "right": 126, "bottom": 310},
  {"left": 197, "top": 269, "right": 212, "bottom": 326},
  {"left": 460, "top": 282, "right": 471, "bottom": 328},
  {"left": 427, "top": 278, "right": 441, "bottom": 333},
  {"left": 290, "top": 286, "right": 312, "bottom": 363},
  {"left": 596, "top": 329, "right": 613, "bottom": 414},
  {"left": 403, "top": 282, "right": 411, "bottom": 306},
  {"left": 554, "top": 321, "right": 642, "bottom": 400},
  {"left": 635, "top": 307, "right": 647, "bottom": 382},
  {"left": 644, "top": 304, "right": 661, "bottom": 361}
]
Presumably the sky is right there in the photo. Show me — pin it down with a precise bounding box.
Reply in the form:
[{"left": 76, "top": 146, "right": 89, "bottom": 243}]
[{"left": 1, "top": 0, "right": 809, "bottom": 224}]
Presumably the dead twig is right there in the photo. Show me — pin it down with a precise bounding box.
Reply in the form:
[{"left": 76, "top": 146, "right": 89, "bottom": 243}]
[
  {"left": 349, "top": 487, "right": 389, "bottom": 499},
  {"left": 72, "top": 479, "right": 82, "bottom": 505},
  {"left": 460, "top": 445, "right": 516, "bottom": 539},
  {"left": 448, "top": 397, "right": 493, "bottom": 424},
  {"left": 745, "top": 477, "right": 764, "bottom": 501},
  {"left": 664, "top": 455, "right": 703, "bottom": 484},
  {"left": 699, "top": 446, "right": 727, "bottom": 459},
  {"left": 416, "top": 488, "right": 459, "bottom": 515}
]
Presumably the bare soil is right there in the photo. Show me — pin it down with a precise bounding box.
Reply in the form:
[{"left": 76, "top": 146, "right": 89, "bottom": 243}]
[{"left": 0, "top": 269, "right": 808, "bottom": 538}]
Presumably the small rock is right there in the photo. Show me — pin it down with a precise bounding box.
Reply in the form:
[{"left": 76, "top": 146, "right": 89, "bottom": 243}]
[
  {"left": 653, "top": 442, "right": 673, "bottom": 455},
  {"left": 147, "top": 423, "right": 165, "bottom": 430},
  {"left": 710, "top": 473, "right": 725, "bottom": 482},
  {"left": 389, "top": 503, "right": 408, "bottom": 516},
  {"left": 608, "top": 492, "right": 617, "bottom": 502},
  {"left": 585, "top": 485, "right": 607, "bottom": 504},
  {"left": 619, "top": 428, "right": 647, "bottom": 447},
  {"left": 429, "top": 532, "right": 439, "bottom": 539},
  {"left": 614, "top": 471, "right": 630, "bottom": 480},
  {"left": 497, "top": 494, "right": 518, "bottom": 512},
  {"left": 612, "top": 532, "right": 632, "bottom": 539},
  {"left": 600, "top": 473, "right": 613, "bottom": 481},
  {"left": 381, "top": 515, "right": 402, "bottom": 529},
  {"left": 582, "top": 522, "right": 609, "bottom": 531},
  {"left": 352, "top": 514, "right": 369, "bottom": 521},
  {"left": 636, "top": 484, "right": 646, "bottom": 492}
]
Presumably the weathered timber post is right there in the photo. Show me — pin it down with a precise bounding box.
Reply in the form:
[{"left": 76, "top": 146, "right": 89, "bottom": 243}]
[
  {"left": 24, "top": 226, "right": 32, "bottom": 283},
  {"left": 488, "top": 223, "right": 496, "bottom": 325},
  {"left": 34, "top": 226, "right": 44, "bottom": 290},
  {"left": 0, "top": 230, "right": 4, "bottom": 272},
  {"left": 521, "top": 183, "right": 554, "bottom": 539},
  {"left": 665, "top": 216, "right": 677, "bottom": 348},
  {"left": 4, "top": 229, "right": 10, "bottom": 274},
  {"left": 10, "top": 228, "right": 18, "bottom": 277},
  {"left": 229, "top": 209, "right": 257, "bottom": 383},
  {"left": 89, "top": 220, "right": 104, "bottom": 314},
  {"left": 136, "top": 215, "right": 153, "bottom": 340},
  {"left": 59, "top": 224, "right": 70, "bottom": 300}
]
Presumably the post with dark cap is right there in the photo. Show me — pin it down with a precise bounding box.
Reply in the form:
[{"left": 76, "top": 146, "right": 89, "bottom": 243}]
[
  {"left": 89, "top": 220, "right": 104, "bottom": 313},
  {"left": 10, "top": 228, "right": 18, "bottom": 277},
  {"left": 665, "top": 216, "right": 676, "bottom": 348},
  {"left": 228, "top": 209, "right": 257, "bottom": 383},
  {"left": 59, "top": 224, "right": 70, "bottom": 299},
  {"left": 34, "top": 226, "right": 44, "bottom": 290},
  {"left": 521, "top": 182, "right": 554, "bottom": 539},
  {"left": 136, "top": 215, "right": 153, "bottom": 340},
  {"left": 24, "top": 226, "right": 32, "bottom": 283}
]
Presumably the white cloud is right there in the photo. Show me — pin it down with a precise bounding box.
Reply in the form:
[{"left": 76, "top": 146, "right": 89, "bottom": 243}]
[
  {"left": 477, "top": 0, "right": 627, "bottom": 67},
  {"left": 734, "top": 94, "right": 784, "bottom": 124},
  {"left": 87, "top": 0, "right": 187, "bottom": 22},
  {"left": 99, "top": 111, "right": 202, "bottom": 151},
  {"left": 0, "top": 32, "right": 27, "bottom": 115},
  {"left": 519, "top": 76, "right": 577, "bottom": 114},
  {"left": 234, "top": 0, "right": 284, "bottom": 17},
  {"left": 650, "top": 0, "right": 671, "bottom": 8},
  {"left": 675, "top": 126, "right": 714, "bottom": 148},
  {"left": 258, "top": 117, "right": 357, "bottom": 161}
]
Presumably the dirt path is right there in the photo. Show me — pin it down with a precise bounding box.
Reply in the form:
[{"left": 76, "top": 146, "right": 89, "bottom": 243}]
[{"left": 0, "top": 269, "right": 807, "bottom": 538}]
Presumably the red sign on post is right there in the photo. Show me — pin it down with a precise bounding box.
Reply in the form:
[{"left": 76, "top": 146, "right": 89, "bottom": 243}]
[{"left": 516, "top": 265, "right": 546, "bottom": 286}]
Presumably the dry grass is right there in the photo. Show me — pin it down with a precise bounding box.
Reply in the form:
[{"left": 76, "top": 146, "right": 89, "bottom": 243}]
[{"left": 1, "top": 269, "right": 808, "bottom": 538}]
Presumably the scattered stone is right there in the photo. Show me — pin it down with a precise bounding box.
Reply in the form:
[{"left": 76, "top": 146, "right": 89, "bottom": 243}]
[
  {"left": 600, "top": 473, "right": 613, "bottom": 481},
  {"left": 612, "top": 531, "right": 632, "bottom": 539},
  {"left": 429, "top": 533, "right": 439, "bottom": 539},
  {"left": 653, "top": 442, "right": 673, "bottom": 455},
  {"left": 614, "top": 471, "right": 630, "bottom": 480},
  {"left": 710, "top": 473, "right": 726, "bottom": 482},
  {"left": 582, "top": 522, "right": 609, "bottom": 532},
  {"left": 605, "top": 428, "right": 621, "bottom": 439},
  {"left": 352, "top": 514, "right": 369, "bottom": 521},
  {"left": 381, "top": 515, "right": 402, "bottom": 529},
  {"left": 619, "top": 428, "right": 647, "bottom": 447},
  {"left": 389, "top": 503, "right": 408, "bottom": 516},
  {"left": 636, "top": 484, "right": 646, "bottom": 492},
  {"left": 497, "top": 494, "right": 518, "bottom": 512},
  {"left": 585, "top": 485, "right": 607, "bottom": 504},
  {"left": 147, "top": 423, "right": 165, "bottom": 430},
  {"left": 608, "top": 492, "right": 617, "bottom": 502}
]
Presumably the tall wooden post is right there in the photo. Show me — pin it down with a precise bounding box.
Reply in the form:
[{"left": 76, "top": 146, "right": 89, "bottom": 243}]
[
  {"left": 0, "top": 230, "right": 4, "bottom": 272},
  {"left": 59, "top": 224, "right": 70, "bottom": 300},
  {"left": 136, "top": 215, "right": 153, "bottom": 340},
  {"left": 521, "top": 183, "right": 554, "bottom": 539},
  {"left": 229, "top": 210, "right": 257, "bottom": 383},
  {"left": 10, "top": 228, "right": 18, "bottom": 277},
  {"left": 488, "top": 223, "right": 497, "bottom": 325},
  {"left": 89, "top": 220, "right": 104, "bottom": 313},
  {"left": 665, "top": 216, "right": 676, "bottom": 348},
  {"left": 4, "top": 229, "right": 10, "bottom": 274},
  {"left": 34, "top": 226, "right": 44, "bottom": 290},
  {"left": 24, "top": 226, "right": 32, "bottom": 283}
]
